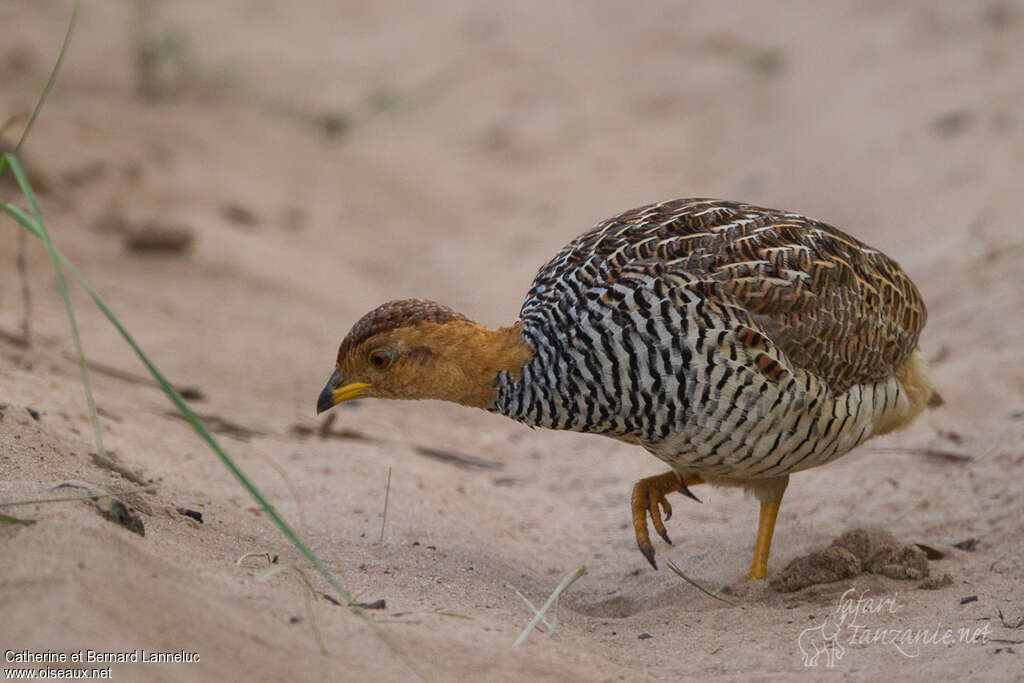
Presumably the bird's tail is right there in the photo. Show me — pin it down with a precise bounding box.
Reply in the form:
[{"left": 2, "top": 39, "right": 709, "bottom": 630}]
[{"left": 873, "top": 349, "right": 941, "bottom": 436}]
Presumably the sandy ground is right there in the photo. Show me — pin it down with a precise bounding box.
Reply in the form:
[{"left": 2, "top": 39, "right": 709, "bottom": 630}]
[{"left": 2, "top": 1, "right": 1023, "bottom": 680}]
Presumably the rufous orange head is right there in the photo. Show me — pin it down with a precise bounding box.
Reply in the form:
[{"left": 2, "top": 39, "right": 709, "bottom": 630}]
[{"left": 317, "top": 299, "right": 533, "bottom": 414}]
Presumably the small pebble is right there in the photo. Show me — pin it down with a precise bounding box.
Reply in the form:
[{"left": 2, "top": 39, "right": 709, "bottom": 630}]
[
  {"left": 953, "top": 538, "right": 979, "bottom": 551},
  {"left": 176, "top": 507, "right": 203, "bottom": 523},
  {"left": 177, "top": 387, "right": 205, "bottom": 401},
  {"left": 918, "top": 573, "right": 954, "bottom": 590},
  {"left": 221, "top": 203, "right": 259, "bottom": 228},
  {"left": 123, "top": 222, "right": 194, "bottom": 254}
]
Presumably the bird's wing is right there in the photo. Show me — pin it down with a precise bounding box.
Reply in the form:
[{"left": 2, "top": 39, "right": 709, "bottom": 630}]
[{"left": 529, "top": 199, "right": 927, "bottom": 394}]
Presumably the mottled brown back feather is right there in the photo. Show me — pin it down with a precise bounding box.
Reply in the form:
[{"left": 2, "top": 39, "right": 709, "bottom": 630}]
[{"left": 533, "top": 199, "right": 926, "bottom": 394}]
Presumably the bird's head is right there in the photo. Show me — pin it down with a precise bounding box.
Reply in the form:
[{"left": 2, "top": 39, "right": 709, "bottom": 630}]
[{"left": 316, "top": 299, "right": 533, "bottom": 414}]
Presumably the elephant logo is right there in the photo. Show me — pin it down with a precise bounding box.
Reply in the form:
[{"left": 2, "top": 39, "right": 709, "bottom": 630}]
[{"left": 798, "top": 616, "right": 846, "bottom": 668}]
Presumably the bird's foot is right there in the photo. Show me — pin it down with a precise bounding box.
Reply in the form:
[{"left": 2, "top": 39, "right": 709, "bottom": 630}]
[{"left": 631, "top": 471, "right": 703, "bottom": 569}]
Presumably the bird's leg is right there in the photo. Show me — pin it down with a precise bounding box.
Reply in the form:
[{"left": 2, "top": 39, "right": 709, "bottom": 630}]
[
  {"left": 748, "top": 476, "right": 788, "bottom": 580},
  {"left": 631, "top": 471, "right": 704, "bottom": 569},
  {"left": 748, "top": 501, "right": 781, "bottom": 580}
]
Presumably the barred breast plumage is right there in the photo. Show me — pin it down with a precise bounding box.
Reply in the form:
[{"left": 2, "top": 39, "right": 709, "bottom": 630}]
[{"left": 320, "top": 197, "right": 941, "bottom": 579}]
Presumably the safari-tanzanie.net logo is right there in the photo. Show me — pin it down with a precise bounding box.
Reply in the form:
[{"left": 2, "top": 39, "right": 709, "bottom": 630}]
[{"left": 797, "top": 588, "right": 991, "bottom": 668}]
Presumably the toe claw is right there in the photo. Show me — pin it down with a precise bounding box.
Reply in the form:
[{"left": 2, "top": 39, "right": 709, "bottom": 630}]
[
  {"left": 680, "top": 482, "right": 702, "bottom": 503},
  {"left": 640, "top": 545, "right": 658, "bottom": 570},
  {"left": 656, "top": 527, "right": 673, "bottom": 546}
]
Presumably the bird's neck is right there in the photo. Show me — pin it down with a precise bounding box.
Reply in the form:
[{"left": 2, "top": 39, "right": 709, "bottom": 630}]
[{"left": 414, "top": 320, "right": 534, "bottom": 409}]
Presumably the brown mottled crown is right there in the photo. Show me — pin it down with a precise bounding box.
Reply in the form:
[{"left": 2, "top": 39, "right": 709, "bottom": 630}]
[{"left": 337, "top": 299, "right": 469, "bottom": 362}]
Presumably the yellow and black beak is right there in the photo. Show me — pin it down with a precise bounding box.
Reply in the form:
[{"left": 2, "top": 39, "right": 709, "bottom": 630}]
[{"left": 316, "top": 369, "right": 371, "bottom": 415}]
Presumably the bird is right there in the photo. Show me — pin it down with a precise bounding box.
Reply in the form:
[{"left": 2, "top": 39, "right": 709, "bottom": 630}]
[{"left": 316, "top": 198, "right": 941, "bottom": 580}]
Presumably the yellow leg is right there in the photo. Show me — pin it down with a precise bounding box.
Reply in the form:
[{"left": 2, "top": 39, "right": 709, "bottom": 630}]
[
  {"left": 748, "top": 500, "right": 781, "bottom": 580},
  {"left": 631, "top": 471, "right": 703, "bottom": 569}
]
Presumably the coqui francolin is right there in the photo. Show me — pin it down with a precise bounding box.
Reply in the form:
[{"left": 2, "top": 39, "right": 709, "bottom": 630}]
[{"left": 316, "top": 198, "right": 941, "bottom": 579}]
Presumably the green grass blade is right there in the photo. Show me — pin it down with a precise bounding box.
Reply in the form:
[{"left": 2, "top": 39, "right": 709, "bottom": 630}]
[
  {"left": 1, "top": 154, "right": 107, "bottom": 462},
  {"left": 665, "top": 560, "right": 739, "bottom": 606},
  {"left": 378, "top": 466, "right": 392, "bottom": 544},
  {"left": 14, "top": 1, "right": 78, "bottom": 155},
  {"left": 0, "top": 485, "right": 155, "bottom": 509},
  {"left": 0, "top": 189, "right": 40, "bottom": 237},
  {"left": 0, "top": 512, "right": 36, "bottom": 526}
]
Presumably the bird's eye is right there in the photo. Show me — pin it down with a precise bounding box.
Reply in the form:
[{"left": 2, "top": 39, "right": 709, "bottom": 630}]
[{"left": 368, "top": 349, "right": 393, "bottom": 369}]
